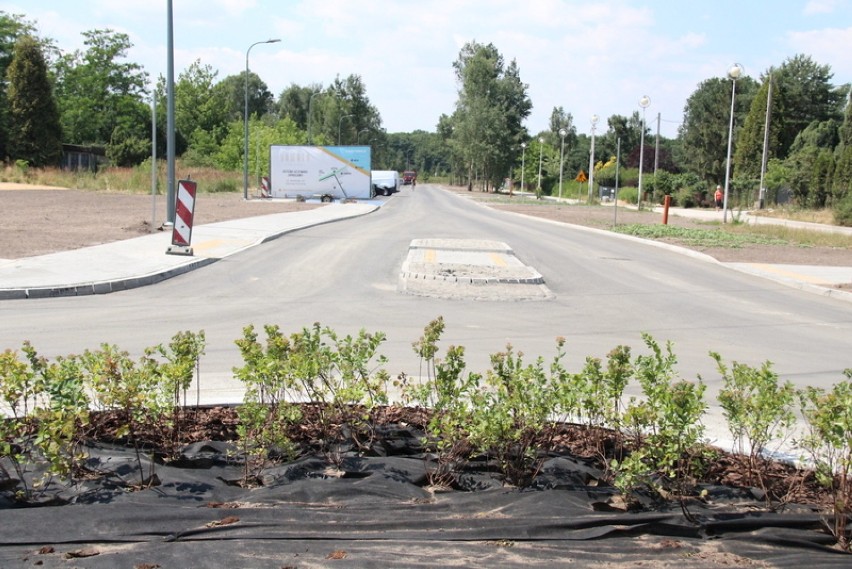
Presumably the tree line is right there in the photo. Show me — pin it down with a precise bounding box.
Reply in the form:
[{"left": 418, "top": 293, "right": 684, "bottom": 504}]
[{"left": 2, "top": 11, "right": 850, "bottom": 219}]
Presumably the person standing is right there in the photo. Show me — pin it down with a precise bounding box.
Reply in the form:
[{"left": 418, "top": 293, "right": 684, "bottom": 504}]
[{"left": 714, "top": 185, "right": 723, "bottom": 211}]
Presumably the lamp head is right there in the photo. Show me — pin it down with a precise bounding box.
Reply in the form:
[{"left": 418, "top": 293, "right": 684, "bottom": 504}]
[
  {"left": 639, "top": 95, "right": 651, "bottom": 108},
  {"left": 591, "top": 114, "right": 599, "bottom": 126},
  {"left": 558, "top": 128, "right": 567, "bottom": 137},
  {"left": 728, "top": 63, "right": 744, "bottom": 80},
  {"left": 521, "top": 142, "right": 527, "bottom": 149}
]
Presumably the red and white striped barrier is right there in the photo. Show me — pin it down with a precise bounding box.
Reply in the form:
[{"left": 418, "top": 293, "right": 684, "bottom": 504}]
[
  {"left": 167, "top": 179, "right": 196, "bottom": 255},
  {"left": 261, "top": 176, "right": 271, "bottom": 198}
]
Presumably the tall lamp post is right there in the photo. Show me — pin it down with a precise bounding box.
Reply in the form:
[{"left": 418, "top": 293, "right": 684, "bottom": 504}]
[
  {"left": 357, "top": 128, "right": 369, "bottom": 144},
  {"left": 520, "top": 142, "right": 527, "bottom": 192},
  {"left": 536, "top": 136, "right": 544, "bottom": 196},
  {"left": 244, "top": 38, "right": 280, "bottom": 200},
  {"left": 588, "top": 115, "right": 599, "bottom": 202},
  {"left": 338, "top": 114, "right": 353, "bottom": 145},
  {"left": 558, "top": 128, "right": 567, "bottom": 199},
  {"left": 723, "top": 63, "right": 744, "bottom": 223},
  {"left": 637, "top": 95, "right": 651, "bottom": 209}
]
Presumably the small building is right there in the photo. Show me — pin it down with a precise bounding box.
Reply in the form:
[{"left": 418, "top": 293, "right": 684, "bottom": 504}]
[{"left": 61, "top": 144, "right": 107, "bottom": 171}]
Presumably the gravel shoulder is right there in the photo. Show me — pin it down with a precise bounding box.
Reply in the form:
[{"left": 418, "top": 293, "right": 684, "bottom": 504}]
[{"left": 2, "top": 183, "right": 851, "bottom": 267}]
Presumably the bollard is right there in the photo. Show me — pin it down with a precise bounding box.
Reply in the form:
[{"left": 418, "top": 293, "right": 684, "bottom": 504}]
[{"left": 662, "top": 195, "right": 671, "bottom": 225}]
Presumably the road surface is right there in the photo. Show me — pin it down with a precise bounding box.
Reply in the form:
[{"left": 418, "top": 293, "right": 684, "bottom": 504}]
[{"left": 2, "top": 184, "right": 851, "bottom": 449}]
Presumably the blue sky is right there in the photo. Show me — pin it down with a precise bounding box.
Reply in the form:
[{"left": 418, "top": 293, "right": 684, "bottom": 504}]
[{"left": 6, "top": 1, "right": 851, "bottom": 138}]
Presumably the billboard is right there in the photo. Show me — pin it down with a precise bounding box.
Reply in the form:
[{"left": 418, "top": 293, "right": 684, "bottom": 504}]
[{"left": 269, "top": 145, "right": 372, "bottom": 199}]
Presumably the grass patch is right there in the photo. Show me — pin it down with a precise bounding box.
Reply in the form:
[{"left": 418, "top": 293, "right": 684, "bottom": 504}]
[{"left": 612, "top": 224, "right": 790, "bottom": 249}]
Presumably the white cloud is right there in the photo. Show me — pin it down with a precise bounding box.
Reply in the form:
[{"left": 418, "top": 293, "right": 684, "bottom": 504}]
[
  {"left": 788, "top": 27, "right": 852, "bottom": 77},
  {"left": 803, "top": 0, "right": 839, "bottom": 15}
]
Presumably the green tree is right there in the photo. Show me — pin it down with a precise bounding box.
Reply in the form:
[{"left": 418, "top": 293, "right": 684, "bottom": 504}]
[
  {"left": 277, "top": 83, "right": 322, "bottom": 131},
  {"left": 0, "top": 11, "right": 37, "bottom": 160},
  {"left": 174, "top": 60, "right": 230, "bottom": 165},
  {"left": 450, "top": 41, "right": 531, "bottom": 190},
  {"left": 733, "top": 74, "right": 782, "bottom": 182},
  {"left": 774, "top": 54, "right": 845, "bottom": 158},
  {"left": 6, "top": 34, "right": 62, "bottom": 166},
  {"left": 53, "top": 29, "right": 149, "bottom": 161},
  {"left": 785, "top": 120, "right": 840, "bottom": 207},
  {"left": 833, "top": 94, "right": 852, "bottom": 203},
  {"left": 679, "top": 74, "right": 757, "bottom": 185},
  {"left": 213, "top": 70, "right": 275, "bottom": 124},
  {"left": 321, "top": 74, "right": 382, "bottom": 145}
]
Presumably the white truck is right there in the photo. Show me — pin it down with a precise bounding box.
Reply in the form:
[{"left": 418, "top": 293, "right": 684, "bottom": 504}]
[{"left": 371, "top": 170, "right": 400, "bottom": 196}]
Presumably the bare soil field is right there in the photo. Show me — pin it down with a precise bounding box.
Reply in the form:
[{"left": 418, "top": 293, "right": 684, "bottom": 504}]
[{"left": 0, "top": 187, "right": 321, "bottom": 259}]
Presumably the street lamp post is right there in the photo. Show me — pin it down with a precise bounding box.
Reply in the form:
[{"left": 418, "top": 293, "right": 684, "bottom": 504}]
[
  {"left": 357, "top": 128, "right": 369, "bottom": 144},
  {"left": 244, "top": 38, "right": 280, "bottom": 200},
  {"left": 520, "top": 142, "right": 527, "bottom": 193},
  {"left": 723, "top": 63, "right": 744, "bottom": 223},
  {"left": 307, "top": 90, "right": 323, "bottom": 145},
  {"left": 588, "top": 115, "right": 599, "bottom": 202},
  {"left": 536, "top": 137, "right": 544, "bottom": 197},
  {"left": 338, "top": 114, "right": 353, "bottom": 145},
  {"left": 637, "top": 95, "right": 651, "bottom": 210},
  {"left": 558, "top": 128, "right": 567, "bottom": 199}
]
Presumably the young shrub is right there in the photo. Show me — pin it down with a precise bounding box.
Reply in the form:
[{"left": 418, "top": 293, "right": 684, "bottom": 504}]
[
  {"left": 233, "top": 324, "right": 301, "bottom": 483},
  {"left": 797, "top": 372, "right": 852, "bottom": 550},
  {"left": 233, "top": 323, "right": 389, "bottom": 473},
  {"left": 615, "top": 335, "right": 707, "bottom": 507},
  {"left": 555, "top": 345, "right": 632, "bottom": 465},
  {"left": 146, "top": 330, "right": 206, "bottom": 456},
  {"left": 399, "top": 317, "right": 481, "bottom": 488},
  {"left": 0, "top": 346, "right": 41, "bottom": 500},
  {"left": 287, "top": 323, "right": 390, "bottom": 462},
  {"left": 27, "top": 348, "right": 91, "bottom": 486},
  {"left": 80, "top": 344, "right": 167, "bottom": 487},
  {"left": 570, "top": 345, "right": 632, "bottom": 430},
  {"left": 712, "top": 353, "right": 796, "bottom": 499},
  {"left": 148, "top": 330, "right": 206, "bottom": 410},
  {"left": 467, "top": 342, "right": 561, "bottom": 488}
]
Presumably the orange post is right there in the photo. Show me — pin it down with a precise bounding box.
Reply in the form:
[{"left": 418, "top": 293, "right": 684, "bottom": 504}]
[{"left": 662, "top": 195, "right": 671, "bottom": 225}]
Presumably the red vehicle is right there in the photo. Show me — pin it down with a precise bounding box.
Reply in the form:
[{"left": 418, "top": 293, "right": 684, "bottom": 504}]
[{"left": 402, "top": 170, "right": 417, "bottom": 185}]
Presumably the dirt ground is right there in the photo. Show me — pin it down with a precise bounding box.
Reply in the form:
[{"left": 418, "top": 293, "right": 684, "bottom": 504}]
[{"left": 1, "top": 183, "right": 851, "bottom": 267}]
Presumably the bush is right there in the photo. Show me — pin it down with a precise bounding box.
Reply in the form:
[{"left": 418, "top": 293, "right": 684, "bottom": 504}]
[
  {"left": 618, "top": 187, "right": 638, "bottom": 205},
  {"left": 207, "top": 178, "right": 239, "bottom": 193},
  {"left": 674, "top": 187, "right": 698, "bottom": 208},
  {"left": 834, "top": 194, "right": 852, "bottom": 227}
]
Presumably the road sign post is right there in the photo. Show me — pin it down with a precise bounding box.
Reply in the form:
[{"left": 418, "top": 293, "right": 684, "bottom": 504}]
[{"left": 166, "top": 179, "right": 196, "bottom": 256}]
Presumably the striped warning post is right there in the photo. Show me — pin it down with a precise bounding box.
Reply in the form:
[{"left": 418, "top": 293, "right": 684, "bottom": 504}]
[{"left": 171, "top": 179, "right": 196, "bottom": 247}]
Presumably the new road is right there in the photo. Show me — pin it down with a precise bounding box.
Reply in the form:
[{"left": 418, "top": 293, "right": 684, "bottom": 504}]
[{"left": 2, "top": 185, "right": 851, "bottom": 450}]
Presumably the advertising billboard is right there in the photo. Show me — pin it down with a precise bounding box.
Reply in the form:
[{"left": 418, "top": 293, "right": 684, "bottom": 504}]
[{"left": 269, "top": 145, "right": 372, "bottom": 200}]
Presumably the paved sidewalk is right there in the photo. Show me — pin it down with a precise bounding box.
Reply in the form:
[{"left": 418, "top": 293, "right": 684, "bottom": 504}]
[{"left": 0, "top": 202, "right": 377, "bottom": 300}]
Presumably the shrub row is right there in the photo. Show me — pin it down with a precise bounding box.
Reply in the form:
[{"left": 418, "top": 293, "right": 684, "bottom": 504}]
[{"left": 2, "top": 321, "right": 850, "bottom": 548}]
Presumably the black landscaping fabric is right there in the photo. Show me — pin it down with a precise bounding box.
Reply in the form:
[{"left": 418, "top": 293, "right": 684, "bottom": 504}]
[{"left": 1, "top": 428, "right": 850, "bottom": 568}]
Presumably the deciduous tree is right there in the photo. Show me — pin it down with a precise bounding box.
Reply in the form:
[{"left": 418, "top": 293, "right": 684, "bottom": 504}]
[{"left": 53, "top": 29, "right": 149, "bottom": 161}]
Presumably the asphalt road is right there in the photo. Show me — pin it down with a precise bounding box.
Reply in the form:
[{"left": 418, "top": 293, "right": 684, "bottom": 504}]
[{"left": 3, "top": 185, "right": 851, "bottom": 447}]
